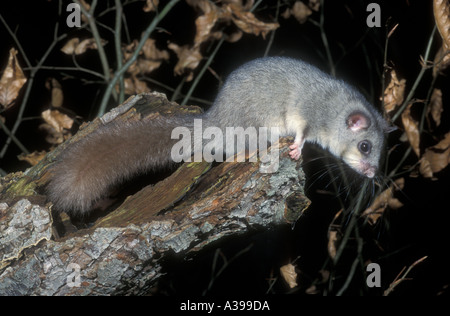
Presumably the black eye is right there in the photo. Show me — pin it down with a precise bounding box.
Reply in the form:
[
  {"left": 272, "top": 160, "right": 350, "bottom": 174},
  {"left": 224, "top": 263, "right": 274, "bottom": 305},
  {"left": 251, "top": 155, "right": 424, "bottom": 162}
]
[{"left": 358, "top": 140, "right": 372, "bottom": 155}]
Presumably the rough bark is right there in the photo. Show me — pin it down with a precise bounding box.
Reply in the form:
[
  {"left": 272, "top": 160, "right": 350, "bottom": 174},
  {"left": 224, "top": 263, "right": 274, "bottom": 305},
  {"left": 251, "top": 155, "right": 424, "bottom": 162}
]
[{"left": 0, "top": 92, "right": 310, "bottom": 295}]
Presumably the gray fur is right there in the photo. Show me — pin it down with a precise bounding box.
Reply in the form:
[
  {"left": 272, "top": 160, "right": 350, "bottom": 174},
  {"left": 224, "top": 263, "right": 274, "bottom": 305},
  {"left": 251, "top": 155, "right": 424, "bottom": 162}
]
[{"left": 47, "top": 57, "right": 390, "bottom": 215}]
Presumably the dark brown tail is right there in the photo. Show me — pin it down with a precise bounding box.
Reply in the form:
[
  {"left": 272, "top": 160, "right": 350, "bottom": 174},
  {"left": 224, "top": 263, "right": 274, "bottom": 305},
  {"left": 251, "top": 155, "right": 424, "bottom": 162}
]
[{"left": 46, "top": 116, "right": 195, "bottom": 215}]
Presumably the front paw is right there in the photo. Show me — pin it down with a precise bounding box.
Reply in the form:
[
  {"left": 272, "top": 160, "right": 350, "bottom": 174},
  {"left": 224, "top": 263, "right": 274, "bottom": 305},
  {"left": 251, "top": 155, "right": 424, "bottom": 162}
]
[{"left": 289, "top": 143, "right": 301, "bottom": 160}]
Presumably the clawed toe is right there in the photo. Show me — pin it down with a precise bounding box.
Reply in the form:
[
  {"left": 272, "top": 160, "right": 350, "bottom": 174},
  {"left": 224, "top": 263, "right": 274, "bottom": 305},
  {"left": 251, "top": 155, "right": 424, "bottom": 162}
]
[
  {"left": 289, "top": 148, "right": 301, "bottom": 160},
  {"left": 289, "top": 139, "right": 304, "bottom": 160}
]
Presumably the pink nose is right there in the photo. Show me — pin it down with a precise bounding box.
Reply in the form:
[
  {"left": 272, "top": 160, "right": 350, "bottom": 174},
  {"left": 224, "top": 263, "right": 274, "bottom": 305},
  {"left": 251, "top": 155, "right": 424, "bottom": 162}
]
[
  {"left": 365, "top": 168, "right": 375, "bottom": 178},
  {"left": 360, "top": 161, "right": 376, "bottom": 178}
]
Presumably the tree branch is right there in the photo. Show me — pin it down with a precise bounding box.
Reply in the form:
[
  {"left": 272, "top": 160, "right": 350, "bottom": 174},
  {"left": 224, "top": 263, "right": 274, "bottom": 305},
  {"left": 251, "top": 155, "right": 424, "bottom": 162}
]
[{"left": 0, "top": 92, "right": 310, "bottom": 295}]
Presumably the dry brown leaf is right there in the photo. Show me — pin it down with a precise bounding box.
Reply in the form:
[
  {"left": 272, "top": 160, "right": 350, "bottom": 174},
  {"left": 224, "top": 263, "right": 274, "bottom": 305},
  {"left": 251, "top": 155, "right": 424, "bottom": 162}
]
[
  {"left": 141, "top": 38, "right": 170, "bottom": 61},
  {"left": 327, "top": 230, "right": 338, "bottom": 259},
  {"left": 363, "top": 178, "right": 405, "bottom": 225},
  {"left": 186, "top": 0, "right": 215, "bottom": 13},
  {"left": 143, "top": 0, "right": 159, "bottom": 12},
  {"left": 136, "top": 58, "right": 165, "bottom": 74},
  {"left": 432, "top": 44, "right": 450, "bottom": 77},
  {"left": 45, "top": 78, "right": 64, "bottom": 108},
  {"left": 139, "top": 39, "right": 170, "bottom": 74},
  {"left": 281, "top": 7, "right": 290, "bottom": 19},
  {"left": 61, "top": 38, "right": 80, "bottom": 55},
  {"left": 305, "top": 285, "right": 319, "bottom": 294},
  {"left": 186, "top": 0, "right": 228, "bottom": 47},
  {"left": 433, "top": 0, "right": 450, "bottom": 76},
  {"left": 40, "top": 109, "right": 73, "bottom": 144},
  {"left": 421, "top": 132, "right": 450, "bottom": 177},
  {"left": 194, "top": 11, "right": 221, "bottom": 46},
  {"left": 226, "top": 30, "right": 243, "bottom": 43},
  {"left": 187, "top": 0, "right": 277, "bottom": 46},
  {"left": 309, "top": 0, "right": 320, "bottom": 11},
  {"left": 61, "top": 38, "right": 107, "bottom": 55},
  {"left": 122, "top": 40, "right": 137, "bottom": 61},
  {"left": 224, "top": 0, "right": 255, "bottom": 11},
  {"left": 226, "top": 2, "right": 279, "bottom": 39},
  {"left": 383, "top": 70, "right": 406, "bottom": 114},
  {"left": 419, "top": 157, "right": 435, "bottom": 179},
  {"left": 282, "top": 1, "right": 313, "bottom": 24},
  {"left": 401, "top": 102, "right": 421, "bottom": 157},
  {"left": 42, "top": 109, "right": 73, "bottom": 132},
  {"left": 326, "top": 209, "right": 343, "bottom": 259},
  {"left": 0, "top": 48, "right": 27, "bottom": 110},
  {"left": 39, "top": 123, "right": 63, "bottom": 145},
  {"left": 192, "top": 1, "right": 222, "bottom": 46},
  {"left": 122, "top": 77, "right": 135, "bottom": 95},
  {"left": 18, "top": 150, "right": 47, "bottom": 166},
  {"left": 428, "top": 88, "right": 443, "bottom": 127},
  {"left": 168, "top": 43, "right": 203, "bottom": 80},
  {"left": 388, "top": 196, "right": 404, "bottom": 210},
  {"left": 76, "top": 38, "right": 107, "bottom": 55},
  {"left": 280, "top": 263, "right": 298, "bottom": 288},
  {"left": 123, "top": 76, "right": 149, "bottom": 95},
  {"left": 124, "top": 39, "right": 169, "bottom": 76},
  {"left": 181, "top": 0, "right": 278, "bottom": 78},
  {"left": 434, "top": 0, "right": 450, "bottom": 49},
  {"left": 432, "top": 131, "right": 450, "bottom": 151},
  {"left": 123, "top": 40, "right": 141, "bottom": 75}
]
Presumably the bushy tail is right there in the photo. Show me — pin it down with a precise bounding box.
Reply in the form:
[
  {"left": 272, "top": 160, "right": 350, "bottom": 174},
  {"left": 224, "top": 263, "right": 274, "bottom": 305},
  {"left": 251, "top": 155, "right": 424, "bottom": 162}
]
[{"left": 46, "top": 115, "right": 197, "bottom": 215}]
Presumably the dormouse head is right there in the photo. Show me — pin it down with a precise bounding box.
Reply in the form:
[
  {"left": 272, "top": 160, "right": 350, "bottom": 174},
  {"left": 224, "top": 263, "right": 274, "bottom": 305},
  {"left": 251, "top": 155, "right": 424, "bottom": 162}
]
[{"left": 340, "top": 110, "right": 393, "bottom": 178}]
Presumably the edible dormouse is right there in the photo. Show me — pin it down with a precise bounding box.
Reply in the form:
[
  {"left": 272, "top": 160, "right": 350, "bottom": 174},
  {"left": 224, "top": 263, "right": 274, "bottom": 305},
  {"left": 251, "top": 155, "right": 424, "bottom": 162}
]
[{"left": 47, "top": 57, "right": 393, "bottom": 215}]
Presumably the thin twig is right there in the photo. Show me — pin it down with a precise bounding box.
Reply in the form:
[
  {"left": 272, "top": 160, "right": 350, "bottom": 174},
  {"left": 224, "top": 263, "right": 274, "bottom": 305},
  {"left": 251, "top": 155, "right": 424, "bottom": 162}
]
[
  {"left": 387, "top": 26, "right": 437, "bottom": 179},
  {"left": 332, "top": 180, "right": 369, "bottom": 265},
  {"left": 319, "top": 0, "right": 335, "bottom": 76},
  {"left": 336, "top": 234, "right": 364, "bottom": 296},
  {"left": 114, "top": 0, "right": 125, "bottom": 104},
  {"left": 0, "top": 119, "right": 29, "bottom": 155},
  {"left": 180, "top": 37, "right": 225, "bottom": 106},
  {"left": 0, "top": 14, "right": 31, "bottom": 68},
  {"left": 383, "top": 256, "right": 428, "bottom": 296},
  {"left": 170, "top": 75, "right": 187, "bottom": 103},
  {"left": 202, "top": 244, "right": 253, "bottom": 295},
  {"left": 97, "top": 0, "right": 180, "bottom": 116},
  {"left": 181, "top": 0, "right": 271, "bottom": 107},
  {"left": 0, "top": 5, "right": 68, "bottom": 158},
  {"left": 381, "top": 21, "right": 397, "bottom": 116},
  {"left": 73, "top": 0, "right": 111, "bottom": 85},
  {"left": 26, "top": 65, "right": 105, "bottom": 80},
  {"left": 391, "top": 26, "right": 436, "bottom": 122},
  {"left": 263, "top": 0, "right": 280, "bottom": 57},
  {"left": 142, "top": 76, "right": 212, "bottom": 106}
]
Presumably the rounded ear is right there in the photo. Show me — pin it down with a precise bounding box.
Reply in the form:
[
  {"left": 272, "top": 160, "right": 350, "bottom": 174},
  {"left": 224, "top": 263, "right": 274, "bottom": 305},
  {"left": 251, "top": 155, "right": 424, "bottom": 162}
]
[{"left": 347, "top": 112, "right": 370, "bottom": 132}]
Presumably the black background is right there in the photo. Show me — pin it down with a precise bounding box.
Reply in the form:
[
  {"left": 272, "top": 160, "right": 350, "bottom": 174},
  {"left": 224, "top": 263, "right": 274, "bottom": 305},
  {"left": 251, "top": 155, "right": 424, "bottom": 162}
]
[{"left": 0, "top": 0, "right": 449, "bottom": 296}]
